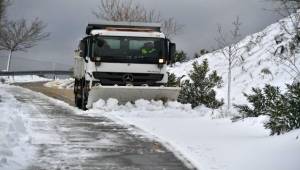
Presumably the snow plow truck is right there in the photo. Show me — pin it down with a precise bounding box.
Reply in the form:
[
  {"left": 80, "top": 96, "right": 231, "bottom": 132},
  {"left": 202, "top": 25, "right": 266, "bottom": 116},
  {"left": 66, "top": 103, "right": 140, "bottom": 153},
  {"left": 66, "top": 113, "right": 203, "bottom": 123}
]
[{"left": 73, "top": 22, "right": 180, "bottom": 110}]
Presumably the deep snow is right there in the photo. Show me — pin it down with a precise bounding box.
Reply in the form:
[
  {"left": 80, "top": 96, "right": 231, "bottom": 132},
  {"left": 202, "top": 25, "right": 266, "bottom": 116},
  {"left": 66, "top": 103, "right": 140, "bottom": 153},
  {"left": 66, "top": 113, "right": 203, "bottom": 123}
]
[
  {"left": 0, "top": 79, "right": 299, "bottom": 170},
  {"left": 88, "top": 99, "right": 300, "bottom": 170},
  {"left": 0, "top": 85, "right": 35, "bottom": 170}
]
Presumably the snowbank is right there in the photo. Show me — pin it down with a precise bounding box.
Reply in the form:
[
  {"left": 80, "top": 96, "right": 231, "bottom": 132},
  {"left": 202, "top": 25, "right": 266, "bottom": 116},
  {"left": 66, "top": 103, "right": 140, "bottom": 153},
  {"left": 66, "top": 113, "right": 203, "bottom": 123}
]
[
  {"left": 91, "top": 98, "right": 210, "bottom": 117},
  {"left": 88, "top": 99, "right": 300, "bottom": 170},
  {"left": 0, "top": 75, "right": 50, "bottom": 84},
  {"left": 44, "top": 78, "right": 74, "bottom": 89},
  {"left": 0, "top": 85, "right": 35, "bottom": 169}
]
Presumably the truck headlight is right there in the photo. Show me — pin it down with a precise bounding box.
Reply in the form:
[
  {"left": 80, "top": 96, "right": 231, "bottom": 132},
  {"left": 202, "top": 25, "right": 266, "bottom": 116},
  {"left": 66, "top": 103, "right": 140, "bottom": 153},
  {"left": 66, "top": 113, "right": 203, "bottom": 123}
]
[
  {"left": 159, "top": 59, "right": 164, "bottom": 64},
  {"left": 95, "top": 57, "right": 101, "bottom": 61}
]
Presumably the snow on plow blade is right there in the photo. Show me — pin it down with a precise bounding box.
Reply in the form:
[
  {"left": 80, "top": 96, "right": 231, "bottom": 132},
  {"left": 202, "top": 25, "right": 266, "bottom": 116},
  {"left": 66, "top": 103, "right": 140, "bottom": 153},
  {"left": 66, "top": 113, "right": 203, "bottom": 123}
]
[{"left": 87, "top": 86, "right": 181, "bottom": 108}]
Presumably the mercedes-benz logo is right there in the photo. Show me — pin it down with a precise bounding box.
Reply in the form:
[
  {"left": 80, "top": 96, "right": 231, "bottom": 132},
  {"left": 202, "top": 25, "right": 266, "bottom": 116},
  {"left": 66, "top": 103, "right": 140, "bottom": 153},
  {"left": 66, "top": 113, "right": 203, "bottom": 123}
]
[{"left": 122, "top": 74, "right": 134, "bottom": 82}]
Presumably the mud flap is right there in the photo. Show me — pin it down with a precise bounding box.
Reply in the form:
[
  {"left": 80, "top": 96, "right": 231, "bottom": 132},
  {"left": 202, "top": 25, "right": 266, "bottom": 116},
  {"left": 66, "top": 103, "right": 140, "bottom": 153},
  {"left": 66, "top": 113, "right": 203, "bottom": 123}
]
[{"left": 86, "top": 86, "right": 181, "bottom": 108}]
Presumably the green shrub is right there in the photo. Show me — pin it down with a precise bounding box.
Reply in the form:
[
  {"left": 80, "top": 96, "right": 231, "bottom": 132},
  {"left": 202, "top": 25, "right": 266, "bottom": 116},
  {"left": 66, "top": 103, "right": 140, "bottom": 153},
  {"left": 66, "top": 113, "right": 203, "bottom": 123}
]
[
  {"left": 235, "top": 88, "right": 268, "bottom": 118},
  {"left": 235, "top": 83, "right": 300, "bottom": 135},
  {"left": 167, "top": 72, "right": 180, "bottom": 87},
  {"left": 178, "top": 59, "right": 224, "bottom": 109},
  {"left": 174, "top": 50, "right": 187, "bottom": 63}
]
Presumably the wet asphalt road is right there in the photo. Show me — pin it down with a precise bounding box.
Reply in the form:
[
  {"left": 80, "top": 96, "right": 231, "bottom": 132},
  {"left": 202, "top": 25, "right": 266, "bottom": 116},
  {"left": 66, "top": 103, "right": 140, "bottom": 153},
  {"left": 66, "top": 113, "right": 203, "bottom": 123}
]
[{"left": 8, "top": 84, "right": 194, "bottom": 170}]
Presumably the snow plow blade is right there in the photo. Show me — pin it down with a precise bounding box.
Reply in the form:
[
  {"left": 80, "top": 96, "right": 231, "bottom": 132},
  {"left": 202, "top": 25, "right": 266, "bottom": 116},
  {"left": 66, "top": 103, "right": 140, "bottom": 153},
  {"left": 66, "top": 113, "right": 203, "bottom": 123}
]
[{"left": 87, "top": 86, "right": 181, "bottom": 108}]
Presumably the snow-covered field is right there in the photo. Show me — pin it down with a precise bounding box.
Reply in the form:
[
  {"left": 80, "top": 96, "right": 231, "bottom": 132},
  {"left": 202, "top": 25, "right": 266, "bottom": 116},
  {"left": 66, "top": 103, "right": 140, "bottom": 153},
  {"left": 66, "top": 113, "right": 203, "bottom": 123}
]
[
  {"left": 0, "top": 75, "right": 50, "bottom": 84},
  {"left": 0, "top": 85, "right": 35, "bottom": 170},
  {"left": 86, "top": 99, "right": 300, "bottom": 170}
]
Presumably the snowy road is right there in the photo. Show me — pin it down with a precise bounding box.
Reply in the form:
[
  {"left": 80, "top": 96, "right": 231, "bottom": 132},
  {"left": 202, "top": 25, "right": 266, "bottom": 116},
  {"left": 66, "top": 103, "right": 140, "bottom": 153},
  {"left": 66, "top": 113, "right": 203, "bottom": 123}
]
[{"left": 4, "top": 85, "right": 192, "bottom": 170}]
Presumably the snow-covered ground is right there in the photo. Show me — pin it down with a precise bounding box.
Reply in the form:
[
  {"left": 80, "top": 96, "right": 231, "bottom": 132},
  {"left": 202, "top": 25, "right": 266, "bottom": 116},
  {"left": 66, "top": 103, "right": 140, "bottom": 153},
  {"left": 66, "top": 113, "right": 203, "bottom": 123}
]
[
  {"left": 44, "top": 78, "right": 74, "bottom": 89},
  {"left": 86, "top": 99, "right": 300, "bottom": 170},
  {"left": 0, "top": 85, "right": 35, "bottom": 170},
  {"left": 83, "top": 14, "right": 300, "bottom": 170},
  {"left": 1, "top": 11, "right": 300, "bottom": 170},
  {"left": 0, "top": 75, "right": 50, "bottom": 84},
  {"left": 1, "top": 83, "right": 299, "bottom": 170}
]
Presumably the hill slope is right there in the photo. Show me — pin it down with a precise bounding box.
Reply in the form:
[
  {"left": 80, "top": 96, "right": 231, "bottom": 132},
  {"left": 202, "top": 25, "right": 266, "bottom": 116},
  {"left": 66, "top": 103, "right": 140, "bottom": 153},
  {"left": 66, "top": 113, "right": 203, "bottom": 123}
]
[{"left": 169, "top": 13, "right": 300, "bottom": 106}]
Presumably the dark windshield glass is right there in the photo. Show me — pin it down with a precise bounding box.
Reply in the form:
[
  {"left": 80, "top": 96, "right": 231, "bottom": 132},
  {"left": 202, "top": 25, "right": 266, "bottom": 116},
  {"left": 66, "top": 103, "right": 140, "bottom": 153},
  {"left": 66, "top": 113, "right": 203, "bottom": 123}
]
[{"left": 92, "top": 36, "right": 164, "bottom": 64}]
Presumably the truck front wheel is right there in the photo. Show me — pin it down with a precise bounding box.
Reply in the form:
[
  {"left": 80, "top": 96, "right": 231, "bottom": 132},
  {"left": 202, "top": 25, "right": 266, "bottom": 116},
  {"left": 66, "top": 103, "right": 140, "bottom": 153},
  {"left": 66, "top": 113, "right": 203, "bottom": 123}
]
[{"left": 74, "top": 78, "right": 88, "bottom": 110}]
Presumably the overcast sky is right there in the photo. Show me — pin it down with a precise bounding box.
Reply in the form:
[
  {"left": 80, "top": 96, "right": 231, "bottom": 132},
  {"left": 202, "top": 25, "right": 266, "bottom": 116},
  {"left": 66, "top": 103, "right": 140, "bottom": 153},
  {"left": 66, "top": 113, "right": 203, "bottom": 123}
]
[{"left": 0, "top": 0, "right": 282, "bottom": 71}]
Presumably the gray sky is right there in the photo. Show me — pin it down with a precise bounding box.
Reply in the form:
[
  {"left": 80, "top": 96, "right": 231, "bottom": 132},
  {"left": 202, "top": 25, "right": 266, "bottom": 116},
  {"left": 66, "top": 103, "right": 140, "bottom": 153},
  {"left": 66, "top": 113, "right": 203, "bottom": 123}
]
[{"left": 0, "top": 0, "right": 281, "bottom": 71}]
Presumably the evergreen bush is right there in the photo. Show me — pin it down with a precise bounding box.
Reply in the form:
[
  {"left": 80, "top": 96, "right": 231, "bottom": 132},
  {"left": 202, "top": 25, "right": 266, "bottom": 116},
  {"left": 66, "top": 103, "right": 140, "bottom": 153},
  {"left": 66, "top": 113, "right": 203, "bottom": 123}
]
[
  {"left": 167, "top": 72, "right": 180, "bottom": 87},
  {"left": 235, "top": 83, "right": 300, "bottom": 135},
  {"left": 174, "top": 50, "right": 187, "bottom": 63},
  {"left": 178, "top": 59, "right": 224, "bottom": 109}
]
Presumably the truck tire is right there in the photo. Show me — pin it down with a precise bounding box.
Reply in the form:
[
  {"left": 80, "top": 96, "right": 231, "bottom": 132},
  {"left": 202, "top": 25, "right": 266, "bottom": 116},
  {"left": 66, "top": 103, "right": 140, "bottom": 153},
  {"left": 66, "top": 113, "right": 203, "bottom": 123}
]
[
  {"left": 74, "top": 78, "right": 88, "bottom": 110},
  {"left": 74, "top": 79, "right": 82, "bottom": 109},
  {"left": 80, "top": 79, "right": 88, "bottom": 110}
]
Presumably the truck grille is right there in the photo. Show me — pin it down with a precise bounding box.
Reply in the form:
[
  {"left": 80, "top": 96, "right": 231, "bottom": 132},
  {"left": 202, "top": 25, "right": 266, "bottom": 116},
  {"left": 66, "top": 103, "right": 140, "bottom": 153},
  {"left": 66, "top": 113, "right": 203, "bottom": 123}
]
[{"left": 92, "top": 72, "right": 164, "bottom": 86}]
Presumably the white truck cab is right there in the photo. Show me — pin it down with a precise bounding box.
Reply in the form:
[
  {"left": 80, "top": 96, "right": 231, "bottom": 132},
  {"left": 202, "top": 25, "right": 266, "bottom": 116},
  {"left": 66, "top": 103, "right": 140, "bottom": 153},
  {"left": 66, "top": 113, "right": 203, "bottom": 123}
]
[{"left": 74, "top": 22, "right": 178, "bottom": 110}]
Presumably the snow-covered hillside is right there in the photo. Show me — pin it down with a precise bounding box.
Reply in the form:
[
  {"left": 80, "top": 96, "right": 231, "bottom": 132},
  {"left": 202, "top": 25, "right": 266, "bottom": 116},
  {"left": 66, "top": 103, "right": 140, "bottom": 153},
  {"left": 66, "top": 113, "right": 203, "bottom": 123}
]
[{"left": 169, "top": 13, "right": 300, "bottom": 106}]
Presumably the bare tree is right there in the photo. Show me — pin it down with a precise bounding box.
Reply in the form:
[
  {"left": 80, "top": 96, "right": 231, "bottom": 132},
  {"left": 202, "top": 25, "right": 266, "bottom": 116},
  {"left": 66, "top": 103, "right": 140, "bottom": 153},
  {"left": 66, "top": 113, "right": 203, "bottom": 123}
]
[
  {"left": 0, "top": 0, "right": 9, "bottom": 21},
  {"left": 0, "top": 0, "right": 6, "bottom": 22},
  {"left": 267, "top": 0, "right": 300, "bottom": 79},
  {"left": 93, "top": 0, "right": 183, "bottom": 38},
  {"left": 0, "top": 18, "right": 50, "bottom": 71},
  {"left": 272, "top": 36, "right": 300, "bottom": 78},
  {"left": 215, "top": 17, "right": 244, "bottom": 111},
  {"left": 271, "top": 0, "right": 300, "bottom": 38}
]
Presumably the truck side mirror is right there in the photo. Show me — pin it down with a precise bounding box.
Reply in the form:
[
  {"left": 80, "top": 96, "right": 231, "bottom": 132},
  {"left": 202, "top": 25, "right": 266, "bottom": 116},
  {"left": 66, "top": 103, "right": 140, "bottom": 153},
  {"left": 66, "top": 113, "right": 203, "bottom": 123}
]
[
  {"left": 96, "top": 37, "right": 105, "bottom": 47},
  {"left": 169, "top": 43, "right": 176, "bottom": 64}
]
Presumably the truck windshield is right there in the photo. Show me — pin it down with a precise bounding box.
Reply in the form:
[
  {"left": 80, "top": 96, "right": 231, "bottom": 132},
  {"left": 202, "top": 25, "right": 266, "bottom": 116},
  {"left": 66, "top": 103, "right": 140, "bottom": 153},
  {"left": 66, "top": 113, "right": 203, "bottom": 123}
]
[{"left": 92, "top": 36, "right": 164, "bottom": 64}]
